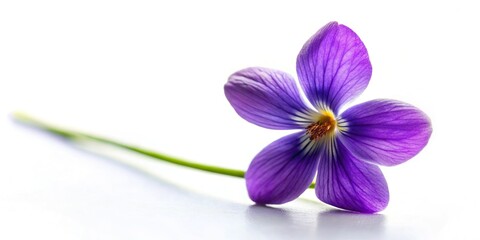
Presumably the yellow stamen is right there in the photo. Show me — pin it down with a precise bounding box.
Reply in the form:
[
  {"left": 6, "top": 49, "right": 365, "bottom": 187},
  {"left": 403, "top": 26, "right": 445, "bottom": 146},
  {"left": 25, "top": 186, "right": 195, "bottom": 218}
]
[{"left": 306, "top": 111, "right": 336, "bottom": 141}]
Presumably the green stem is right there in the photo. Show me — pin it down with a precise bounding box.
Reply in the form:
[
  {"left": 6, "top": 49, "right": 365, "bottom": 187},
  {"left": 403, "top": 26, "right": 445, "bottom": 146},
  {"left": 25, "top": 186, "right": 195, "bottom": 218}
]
[{"left": 12, "top": 112, "right": 315, "bottom": 188}]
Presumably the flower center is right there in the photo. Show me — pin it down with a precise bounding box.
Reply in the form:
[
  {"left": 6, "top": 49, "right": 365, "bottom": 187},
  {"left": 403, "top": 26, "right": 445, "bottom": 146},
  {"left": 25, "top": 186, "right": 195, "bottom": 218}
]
[{"left": 306, "top": 111, "right": 336, "bottom": 141}]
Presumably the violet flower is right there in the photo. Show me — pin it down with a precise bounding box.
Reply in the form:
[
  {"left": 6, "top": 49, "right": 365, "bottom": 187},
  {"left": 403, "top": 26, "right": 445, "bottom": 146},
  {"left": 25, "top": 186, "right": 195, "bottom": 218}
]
[{"left": 224, "top": 22, "right": 432, "bottom": 213}]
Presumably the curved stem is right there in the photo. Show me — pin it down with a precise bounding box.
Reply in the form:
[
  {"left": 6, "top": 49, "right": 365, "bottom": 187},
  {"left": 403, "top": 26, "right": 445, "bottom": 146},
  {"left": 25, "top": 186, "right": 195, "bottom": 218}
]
[{"left": 12, "top": 112, "right": 316, "bottom": 188}]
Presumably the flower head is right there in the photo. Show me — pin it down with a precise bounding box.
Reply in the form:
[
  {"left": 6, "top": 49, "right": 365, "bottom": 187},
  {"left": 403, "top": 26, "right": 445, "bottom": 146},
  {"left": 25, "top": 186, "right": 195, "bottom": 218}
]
[{"left": 224, "top": 22, "right": 432, "bottom": 213}]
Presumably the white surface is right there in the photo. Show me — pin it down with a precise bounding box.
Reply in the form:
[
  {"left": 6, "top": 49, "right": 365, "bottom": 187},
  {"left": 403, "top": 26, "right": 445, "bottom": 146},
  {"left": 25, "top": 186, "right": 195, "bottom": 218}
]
[{"left": 1, "top": 0, "right": 479, "bottom": 239}]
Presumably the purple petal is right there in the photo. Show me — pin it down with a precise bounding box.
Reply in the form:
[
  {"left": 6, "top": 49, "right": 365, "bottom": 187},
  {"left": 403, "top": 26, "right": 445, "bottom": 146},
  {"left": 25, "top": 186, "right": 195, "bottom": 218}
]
[
  {"left": 297, "top": 22, "right": 372, "bottom": 113},
  {"left": 338, "top": 99, "right": 432, "bottom": 166},
  {"left": 225, "top": 67, "right": 313, "bottom": 129},
  {"left": 225, "top": 67, "right": 315, "bottom": 130},
  {"left": 315, "top": 138, "right": 389, "bottom": 213},
  {"left": 246, "top": 132, "right": 321, "bottom": 204}
]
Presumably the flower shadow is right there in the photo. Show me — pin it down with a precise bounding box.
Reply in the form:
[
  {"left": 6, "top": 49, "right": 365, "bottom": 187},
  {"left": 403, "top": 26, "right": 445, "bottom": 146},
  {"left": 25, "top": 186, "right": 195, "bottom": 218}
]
[
  {"left": 245, "top": 205, "right": 386, "bottom": 239},
  {"left": 316, "top": 210, "right": 386, "bottom": 240},
  {"left": 59, "top": 135, "right": 387, "bottom": 239},
  {"left": 244, "top": 205, "right": 303, "bottom": 239}
]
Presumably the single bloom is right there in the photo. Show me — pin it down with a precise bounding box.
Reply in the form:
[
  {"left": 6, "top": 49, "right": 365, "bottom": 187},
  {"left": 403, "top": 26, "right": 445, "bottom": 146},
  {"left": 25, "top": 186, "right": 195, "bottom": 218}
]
[{"left": 224, "top": 22, "right": 432, "bottom": 213}]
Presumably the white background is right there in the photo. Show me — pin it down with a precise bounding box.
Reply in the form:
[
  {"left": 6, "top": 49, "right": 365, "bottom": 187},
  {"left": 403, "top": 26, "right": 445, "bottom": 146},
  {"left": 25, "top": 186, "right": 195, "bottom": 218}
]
[{"left": 1, "top": 0, "right": 479, "bottom": 239}]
